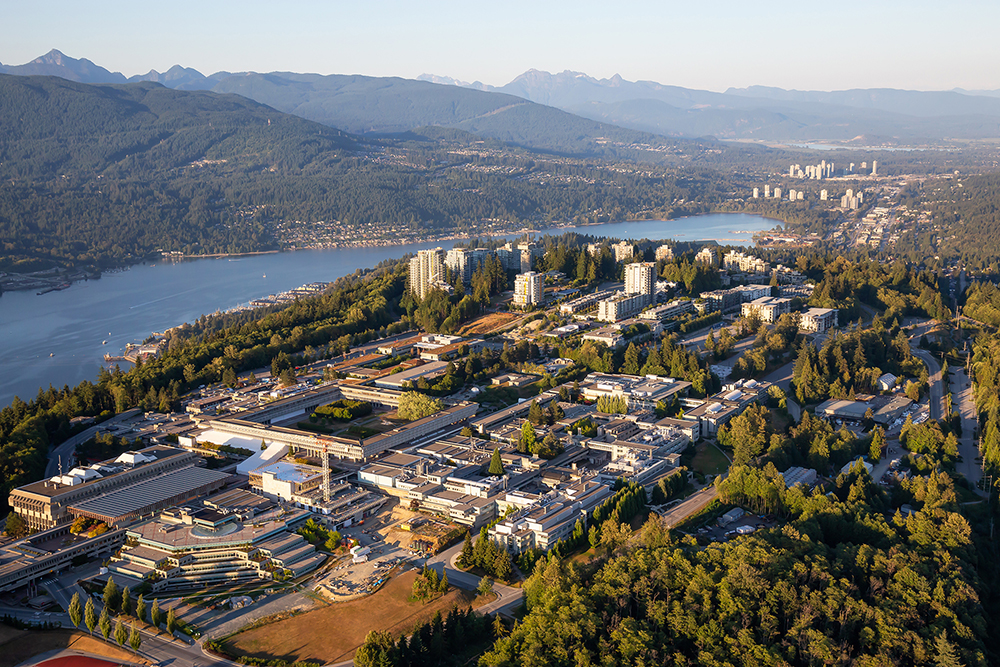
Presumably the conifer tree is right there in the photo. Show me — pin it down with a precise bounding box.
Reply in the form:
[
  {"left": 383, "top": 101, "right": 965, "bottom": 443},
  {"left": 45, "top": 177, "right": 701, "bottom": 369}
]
[{"left": 488, "top": 447, "right": 505, "bottom": 476}]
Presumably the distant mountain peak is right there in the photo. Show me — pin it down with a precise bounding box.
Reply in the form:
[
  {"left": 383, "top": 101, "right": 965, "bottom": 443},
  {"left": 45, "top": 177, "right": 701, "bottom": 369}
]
[
  {"left": 4, "top": 48, "right": 127, "bottom": 84},
  {"left": 416, "top": 73, "right": 492, "bottom": 92},
  {"left": 33, "top": 48, "right": 69, "bottom": 65}
]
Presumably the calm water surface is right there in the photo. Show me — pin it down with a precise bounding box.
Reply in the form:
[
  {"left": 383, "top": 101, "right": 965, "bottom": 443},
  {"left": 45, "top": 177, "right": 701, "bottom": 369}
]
[{"left": 0, "top": 213, "right": 779, "bottom": 405}]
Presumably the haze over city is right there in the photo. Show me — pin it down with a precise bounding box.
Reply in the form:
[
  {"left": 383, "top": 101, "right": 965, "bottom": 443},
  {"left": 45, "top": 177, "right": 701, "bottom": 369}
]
[{"left": 4, "top": 0, "right": 1000, "bottom": 91}]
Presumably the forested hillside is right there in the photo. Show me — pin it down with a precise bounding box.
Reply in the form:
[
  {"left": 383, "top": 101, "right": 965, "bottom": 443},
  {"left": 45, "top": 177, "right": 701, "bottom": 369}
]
[{"left": 0, "top": 75, "right": 743, "bottom": 267}]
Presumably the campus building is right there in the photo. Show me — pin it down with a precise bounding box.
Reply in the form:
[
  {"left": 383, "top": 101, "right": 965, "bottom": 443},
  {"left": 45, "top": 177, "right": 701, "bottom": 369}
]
[
  {"left": 109, "top": 491, "right": 324, "bottom": 592},
  {"left": 8, "top": 446, "right": 221, "bottom": 532},
  {"left": 578, "top": 373, "right": 692, "bottom": 412}
]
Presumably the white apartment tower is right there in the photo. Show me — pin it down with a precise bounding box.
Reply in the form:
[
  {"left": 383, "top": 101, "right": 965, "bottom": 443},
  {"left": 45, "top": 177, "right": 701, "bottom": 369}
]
[
  {"left": 514, "top": 271, "right": 544, "bottom": 308},
  {"left": 409, "top": 248, "right": 445, "bottom": 300},
  {"left": 625, "top": 262, "right": 655, "bottom": 305}
]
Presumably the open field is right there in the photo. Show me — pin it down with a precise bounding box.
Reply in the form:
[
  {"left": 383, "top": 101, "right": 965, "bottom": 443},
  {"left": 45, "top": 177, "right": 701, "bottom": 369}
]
[
  {"left": 690, "top": 441, "right": 730, "bottom": 476},
  {"left": 224, "top": 570, "right": 475, "bottom": 664},
  {"left": 459, "top": 313, "right": 519, "bottom": 336},
  {"left": 0, "top": 629, "right": 147, "bottom": 667}
]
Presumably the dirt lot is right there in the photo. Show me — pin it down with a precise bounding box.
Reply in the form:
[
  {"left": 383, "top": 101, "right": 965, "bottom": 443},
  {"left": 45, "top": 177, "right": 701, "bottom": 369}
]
[
  {"left": 459, "top": 313, "right": 519, "bottom": 336},
  {"left": 225, "top": 570, "right": 474, "bottom": 664},
  {"left": 0, "top": 628, "right": 147, "bottom": 667},
  {"left": 379, "top": 506, "right": 461, "bottom": 554}
]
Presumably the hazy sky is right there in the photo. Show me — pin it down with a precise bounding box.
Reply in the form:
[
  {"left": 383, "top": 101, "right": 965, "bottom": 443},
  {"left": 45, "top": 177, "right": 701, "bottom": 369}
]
[{"left": 4, "top": 0, "right": 999, "bottom": 91}]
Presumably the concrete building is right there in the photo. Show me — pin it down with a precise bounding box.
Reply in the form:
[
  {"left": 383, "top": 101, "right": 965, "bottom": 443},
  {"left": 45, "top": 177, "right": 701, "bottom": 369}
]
[
  {"left": 655, "top": 244, "right": 674, "bottom": 261},
  {"left": 741, "top": 296, "right": 792, "bottom": 323},
  {"left": 445, "top": 248, "right": 490, "bottom": 284},
  {"left": 489, "top": 479, "right": 611, "bottom": 553},
  {"left": 8, "top": 446, "right": 211, "bottom": 532},
  {"left": 695, "top": 248, "right": 715, "bottom": 265},
  {"left": 722, "top": 251, "right": 770, "bottom": 274},
  {"left": 409, "top": 248, "right": 445, "bottom": 300},
  {"left": 597, "top": 292, "right": 647, "bottom": 322},
  {"left": 800, "top": 308, "right": 838, "bottom": 333},
  {"left": 513, "top": 271, "right": 544, "bottom": 308},
  {"left": 579, "top": 373, "right": 692, "bottom": 412},
  {"left": 109, "top": 497, "right": 323, "bottom": 592},
  {"left": 625, "top": 262, "right": 655, "bottom": 304},
  {"left": 611, "top": 242, "right": 634, "bottom": 263}
]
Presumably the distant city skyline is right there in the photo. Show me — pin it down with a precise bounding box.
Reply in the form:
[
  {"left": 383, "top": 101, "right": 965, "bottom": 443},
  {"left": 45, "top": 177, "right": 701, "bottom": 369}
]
[{"left": 3, "top": 0, "right": 999, "bottom": 92}]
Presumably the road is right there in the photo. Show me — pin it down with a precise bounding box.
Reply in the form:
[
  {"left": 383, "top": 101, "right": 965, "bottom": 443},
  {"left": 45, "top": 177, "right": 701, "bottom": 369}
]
[
  {"left": 45, "top": 409, "right": 142, "bottom": 478},
  {"left": 950, "top": 366, "right": 985, "bottom": 495},
  {"left": 657, "top": 485, "right": 718, "bottom": 530},
  {"left": 911, "top": 347, "right": 944, "bottom": 422},
  {"left": 760, "top": 360, "right": 801, "bottom": 422},
  {"left": 426, "top": 538, "right": 523, "bottom": 618}
]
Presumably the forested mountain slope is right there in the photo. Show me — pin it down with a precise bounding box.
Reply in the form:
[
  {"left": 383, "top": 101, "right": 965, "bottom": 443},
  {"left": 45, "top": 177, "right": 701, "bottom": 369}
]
[{"left": 0, "top": 75, "right": 740, "bottom": 267}]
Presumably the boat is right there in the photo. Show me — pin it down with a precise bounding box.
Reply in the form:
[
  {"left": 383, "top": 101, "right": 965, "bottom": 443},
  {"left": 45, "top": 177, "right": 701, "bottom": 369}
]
[
  {"left": 49, "top": 353, "right": 54, "bottom": 357},
  {"left": 102, "top": 340, "right": 107, "bottom": 345},
  {"left": 263, "top": 274, "right": 266, "bottom": 278}
]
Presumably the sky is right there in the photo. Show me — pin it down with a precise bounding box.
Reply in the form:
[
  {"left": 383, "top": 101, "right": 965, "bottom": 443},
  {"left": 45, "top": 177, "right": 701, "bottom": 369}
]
[{"left": 3, "top": 0, "right": 999, "bottom": 92}]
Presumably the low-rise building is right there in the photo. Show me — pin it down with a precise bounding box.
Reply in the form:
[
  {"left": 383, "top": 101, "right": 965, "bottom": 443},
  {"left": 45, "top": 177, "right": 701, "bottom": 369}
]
[
  {"left": 9, "top": 446, "right": 210, "bottom": 532},
  {"left": 489, "top": 479, "right": 611, "bottom": 553},
  {"left": 732, "top": 284, "right": 772, "bottom": 303},
  {"left": 741, "top": 296, "right": 792, "bottom": 323},
  {"left": 579, "top": 373, "right": 692, "bottom": 412},
  {"left": 597, "top": 292, "right": 648, "bottom": 322},
  {"left": 800, "top": 307, "right": 838, "bottom": 333},
  {"left": 638, "top": 299, "right": 695, "bottom": 323},
  {"left": 559, "top": 289, "right": 616, "bottom": 315}
]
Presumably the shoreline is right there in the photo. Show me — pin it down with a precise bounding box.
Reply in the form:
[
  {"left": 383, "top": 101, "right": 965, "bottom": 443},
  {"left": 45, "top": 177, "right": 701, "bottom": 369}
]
[{"left": 1, "top": 213, "right": 783, "bottom": 294}]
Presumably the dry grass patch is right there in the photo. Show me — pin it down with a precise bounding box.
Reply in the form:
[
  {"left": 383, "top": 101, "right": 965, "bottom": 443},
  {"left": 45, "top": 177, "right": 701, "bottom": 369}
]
[
  {"left": 459, "top": 313, "right": 518, "bottom": 336},
  {"left": 225, "top": 570, "right": 474, "bottom": 664},
  {"left": 0, "top": 629, "right": 148, "bottom": 667}
]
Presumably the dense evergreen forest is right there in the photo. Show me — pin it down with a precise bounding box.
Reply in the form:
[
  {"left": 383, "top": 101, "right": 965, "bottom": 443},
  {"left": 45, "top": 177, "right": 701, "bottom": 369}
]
[{"left": 480, "top": 468, "right": 989, "bottom": 666}]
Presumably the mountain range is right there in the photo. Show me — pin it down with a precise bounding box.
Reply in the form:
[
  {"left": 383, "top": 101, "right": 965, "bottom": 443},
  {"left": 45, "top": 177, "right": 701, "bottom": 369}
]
[{"left": 5, "top": 49, "right": 1000, "bottom": 142}]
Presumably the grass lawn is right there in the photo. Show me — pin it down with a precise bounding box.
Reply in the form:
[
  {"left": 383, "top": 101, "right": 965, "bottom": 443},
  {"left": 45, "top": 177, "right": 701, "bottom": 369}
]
[
  {"left": 0, "top": 629, "right": 147, "bottom": 667},
  {"left": 223, "top": 570, "right": 474, "bottom": 665},
  {"left": 691, "top": 441, "right": 730, "bottom": 476}
]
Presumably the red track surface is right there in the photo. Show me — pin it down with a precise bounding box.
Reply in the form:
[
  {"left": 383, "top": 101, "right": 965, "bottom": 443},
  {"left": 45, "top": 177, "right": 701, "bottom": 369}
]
[{"left": 32, "top": 657, "right": 125, "bottom": 667}]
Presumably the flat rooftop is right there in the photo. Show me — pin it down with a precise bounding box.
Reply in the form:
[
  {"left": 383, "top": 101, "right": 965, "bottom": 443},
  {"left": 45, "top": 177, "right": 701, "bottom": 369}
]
[
  {"left": 68, "top": 466, "right": 231, "bottom": 524},
  {"left": 129, "top": 505, "right": 310, "bottom": 552},
  {"left": 16, "top": 445, "right": 191, "bottom": 498}
]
